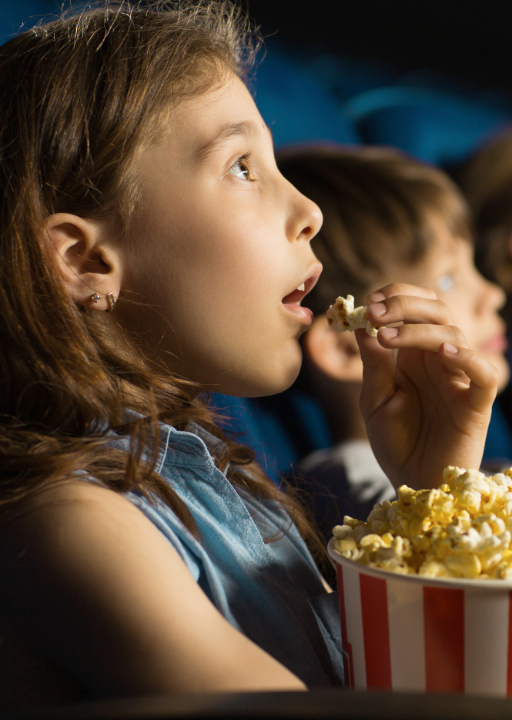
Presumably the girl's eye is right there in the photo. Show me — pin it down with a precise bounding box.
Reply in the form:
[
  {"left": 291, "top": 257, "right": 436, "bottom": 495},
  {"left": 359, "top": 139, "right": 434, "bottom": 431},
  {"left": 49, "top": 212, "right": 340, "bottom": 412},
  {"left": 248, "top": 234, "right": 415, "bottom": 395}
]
[
  {"left": 437, "top": 273, "right": 455, "bottom": 292},
  {"left": 228, "top": 155, "right": 253, "bottom": 181}
]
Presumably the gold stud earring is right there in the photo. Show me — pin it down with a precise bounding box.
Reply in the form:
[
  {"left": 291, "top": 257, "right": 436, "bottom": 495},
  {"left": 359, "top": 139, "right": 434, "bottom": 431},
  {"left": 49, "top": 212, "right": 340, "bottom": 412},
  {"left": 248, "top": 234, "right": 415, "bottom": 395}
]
[
  {"left": 107, "top": 293, "right": 116, "bottom": 312},
  {"left": 91, "top": 293, "right": 101, "bottom": 303}
]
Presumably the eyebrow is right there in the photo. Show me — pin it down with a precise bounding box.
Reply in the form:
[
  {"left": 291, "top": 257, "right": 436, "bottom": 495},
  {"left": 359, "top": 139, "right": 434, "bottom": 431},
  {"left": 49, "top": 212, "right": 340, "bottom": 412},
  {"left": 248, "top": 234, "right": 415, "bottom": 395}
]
[{"left": 196, "top": 120, "right": 273, "bottom": 161}]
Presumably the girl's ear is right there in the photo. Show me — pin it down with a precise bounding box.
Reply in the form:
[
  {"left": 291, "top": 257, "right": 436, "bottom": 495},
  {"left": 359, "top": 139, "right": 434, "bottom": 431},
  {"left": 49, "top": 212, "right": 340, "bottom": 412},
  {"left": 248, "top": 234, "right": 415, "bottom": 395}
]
[
  {"left": 44, "top": 213, "right": 123, "bottom": 312},
  {"left": 302, "top": 314, "right": 363, "bottom": 382}
]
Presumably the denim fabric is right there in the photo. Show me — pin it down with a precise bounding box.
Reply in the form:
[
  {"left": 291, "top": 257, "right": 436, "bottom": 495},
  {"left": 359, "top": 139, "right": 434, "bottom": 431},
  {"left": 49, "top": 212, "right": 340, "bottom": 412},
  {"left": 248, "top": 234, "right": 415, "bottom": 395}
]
[{"left": 109, "top": 421, "right": 344, "bottom": 687}]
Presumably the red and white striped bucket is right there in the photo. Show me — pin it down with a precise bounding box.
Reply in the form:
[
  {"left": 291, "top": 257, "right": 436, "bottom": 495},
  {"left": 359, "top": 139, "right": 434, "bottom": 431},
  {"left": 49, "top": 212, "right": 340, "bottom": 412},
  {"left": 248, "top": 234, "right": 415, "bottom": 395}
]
[{"left": 328, "top": 538, "right": 512, "bottom": 696}]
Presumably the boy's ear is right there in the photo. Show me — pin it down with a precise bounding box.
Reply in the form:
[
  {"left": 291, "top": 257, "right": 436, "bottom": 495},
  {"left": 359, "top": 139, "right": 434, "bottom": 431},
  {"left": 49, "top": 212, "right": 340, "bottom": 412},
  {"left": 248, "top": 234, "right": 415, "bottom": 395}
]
[
  {"left": 302, "top": 314, "right": 363, "bottom": 382},
  {"left": 44, "top": 213, "right": 123, "bottom": 312}
]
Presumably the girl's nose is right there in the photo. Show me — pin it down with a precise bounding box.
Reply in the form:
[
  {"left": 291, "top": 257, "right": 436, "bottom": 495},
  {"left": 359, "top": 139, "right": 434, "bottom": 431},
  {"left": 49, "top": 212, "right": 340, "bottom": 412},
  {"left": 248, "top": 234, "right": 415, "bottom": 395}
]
[{"left": 286, "top": 182, "right": 323, "bottom": 244}]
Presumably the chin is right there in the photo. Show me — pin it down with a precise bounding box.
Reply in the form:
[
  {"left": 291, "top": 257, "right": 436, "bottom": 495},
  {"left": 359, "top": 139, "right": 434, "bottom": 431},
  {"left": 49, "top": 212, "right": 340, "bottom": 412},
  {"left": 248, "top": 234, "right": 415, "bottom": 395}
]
[
  {"left": 203, "top": 343, "right": 303, "bottom": 398},
  {"left": 491, "top": 356, "right": 511, "bottom": 394},
  {"left": 244, "top": 360, "right": 303, "bottom": 398},
  {"left": 498, "top": 371, "right": 511, "bottom": 394},
  {"left": 207, "top": 367, "right": 300, "bottom": 399},
  {"left": 244, "top": 373, "right": 301, "bottom": 398}
]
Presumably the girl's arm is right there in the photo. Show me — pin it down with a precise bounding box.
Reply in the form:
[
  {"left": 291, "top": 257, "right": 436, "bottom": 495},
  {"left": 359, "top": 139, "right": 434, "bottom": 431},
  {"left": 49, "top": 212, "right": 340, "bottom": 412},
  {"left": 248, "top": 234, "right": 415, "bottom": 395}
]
[
  {"left": 356, "top": 283, "right": 499, "bottom": 491},
  {"left": 0, "top": 481, "right": 306, "bottom": 697}
]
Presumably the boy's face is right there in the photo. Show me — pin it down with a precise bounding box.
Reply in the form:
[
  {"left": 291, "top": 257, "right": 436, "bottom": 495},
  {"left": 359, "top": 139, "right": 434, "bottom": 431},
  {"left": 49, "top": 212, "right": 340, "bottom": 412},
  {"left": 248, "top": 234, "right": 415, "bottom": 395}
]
[{"left": 381, "top": 221, "right": 509, "bottom": 391}]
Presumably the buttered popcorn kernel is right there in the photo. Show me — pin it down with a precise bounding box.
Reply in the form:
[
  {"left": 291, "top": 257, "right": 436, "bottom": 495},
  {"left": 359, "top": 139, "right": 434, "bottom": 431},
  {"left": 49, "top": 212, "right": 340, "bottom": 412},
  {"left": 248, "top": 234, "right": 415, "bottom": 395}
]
[
  {"left": 325, "top": 294, "right": 384, "bottom": 338},
  {"left": 331, "top": 466, "right": 512, "bottom": 579}
]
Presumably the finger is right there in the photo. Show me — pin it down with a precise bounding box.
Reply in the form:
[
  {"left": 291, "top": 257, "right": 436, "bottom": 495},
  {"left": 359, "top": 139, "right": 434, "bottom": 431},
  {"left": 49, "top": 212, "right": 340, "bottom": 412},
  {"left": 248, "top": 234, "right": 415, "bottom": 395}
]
[
  {"left": 355, "top": 328, "right": 397, "bottom": 417},
  {"left": 438, "top": 343, "right": 499, "bottom": 414},
  {"left": 366, "top": 294, "right": 454, "bottom": 329},
  {"left": 376, "top": 323, "right": 468, "bottom": 352},
  {"left": 367, "top": 283, "right": 437, "bottom": 305}
]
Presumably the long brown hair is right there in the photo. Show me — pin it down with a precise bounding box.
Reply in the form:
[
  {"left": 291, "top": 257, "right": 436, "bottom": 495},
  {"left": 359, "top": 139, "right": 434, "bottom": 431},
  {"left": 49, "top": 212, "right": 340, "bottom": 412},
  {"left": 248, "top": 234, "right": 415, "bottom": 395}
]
[{"left": 0, "top": 1, "right": 323, "bottom": 558}]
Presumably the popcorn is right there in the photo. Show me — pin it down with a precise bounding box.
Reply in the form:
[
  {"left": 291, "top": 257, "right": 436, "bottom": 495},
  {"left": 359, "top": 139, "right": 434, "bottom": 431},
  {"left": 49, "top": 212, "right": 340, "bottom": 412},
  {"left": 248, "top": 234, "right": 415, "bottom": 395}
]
[
  {"left": 325, "top": 294, "right": 385, "bottom": 338},
  {"left": 331, "top": 465, "right": 512, "bottom": 580}
]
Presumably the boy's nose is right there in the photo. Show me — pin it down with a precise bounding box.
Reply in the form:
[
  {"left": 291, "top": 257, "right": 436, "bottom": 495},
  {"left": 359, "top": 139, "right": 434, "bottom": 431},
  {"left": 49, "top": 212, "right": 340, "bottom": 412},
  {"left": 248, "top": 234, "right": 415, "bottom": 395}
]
[{"left": 481, "top": 274, "right": 506, "bottom": 312}]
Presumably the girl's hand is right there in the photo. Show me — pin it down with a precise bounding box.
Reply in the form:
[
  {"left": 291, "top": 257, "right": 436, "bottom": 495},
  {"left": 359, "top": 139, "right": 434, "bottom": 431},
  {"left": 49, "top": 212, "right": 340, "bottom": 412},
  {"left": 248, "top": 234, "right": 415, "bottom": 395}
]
[{"left": 356, "top": 284, "right": 499, "bottom": 491}]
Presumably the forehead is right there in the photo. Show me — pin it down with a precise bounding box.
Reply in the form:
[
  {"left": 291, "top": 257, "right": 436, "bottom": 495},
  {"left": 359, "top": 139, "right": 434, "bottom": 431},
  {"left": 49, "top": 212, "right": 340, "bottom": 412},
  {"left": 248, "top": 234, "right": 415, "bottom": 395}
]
[
  {"left": 423, "top": 233, "right": 471, "bottom": 278},
  {"left": 425, "top": 216, "right": 470, "bottom": 260},
  {"left": 374, "top": 221, "right": 470, "bottom": 292},
  {"left": 164, "top": 73, "right": 270, "bottom": 158}
]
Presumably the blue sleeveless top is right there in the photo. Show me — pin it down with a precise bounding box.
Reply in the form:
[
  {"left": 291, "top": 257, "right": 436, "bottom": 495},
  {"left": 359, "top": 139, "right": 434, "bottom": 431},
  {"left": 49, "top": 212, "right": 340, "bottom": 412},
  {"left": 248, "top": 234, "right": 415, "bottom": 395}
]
[{"left": 109, "top": 420, "right": 344, "bottom": 687}]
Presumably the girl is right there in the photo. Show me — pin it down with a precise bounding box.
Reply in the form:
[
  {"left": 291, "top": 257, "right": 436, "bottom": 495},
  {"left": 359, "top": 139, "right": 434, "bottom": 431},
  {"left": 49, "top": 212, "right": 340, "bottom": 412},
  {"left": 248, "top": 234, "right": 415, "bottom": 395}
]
[{"left": 0, "top": 0, "right": 499, "bottom": 709}]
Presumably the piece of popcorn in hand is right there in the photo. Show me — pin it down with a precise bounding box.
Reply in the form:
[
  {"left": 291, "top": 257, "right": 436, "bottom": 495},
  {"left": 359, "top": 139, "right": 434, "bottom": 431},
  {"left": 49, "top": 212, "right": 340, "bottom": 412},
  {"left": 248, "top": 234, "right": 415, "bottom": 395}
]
[{"left": 325, "top": 294, "right": 382, "bottom": 338}]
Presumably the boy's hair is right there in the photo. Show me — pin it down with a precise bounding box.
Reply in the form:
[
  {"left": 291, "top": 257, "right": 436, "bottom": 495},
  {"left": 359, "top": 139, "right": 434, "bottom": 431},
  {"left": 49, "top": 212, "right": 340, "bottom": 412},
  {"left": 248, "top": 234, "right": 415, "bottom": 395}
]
[
  {"left": 0, "top": 2, "right": 324, "bottom": 558},
  {"left": 277, "top": 145, "right": 473, "bottom": 314},
  {"left": 456, "top": 129, "right": 512, "bottom": 296}
]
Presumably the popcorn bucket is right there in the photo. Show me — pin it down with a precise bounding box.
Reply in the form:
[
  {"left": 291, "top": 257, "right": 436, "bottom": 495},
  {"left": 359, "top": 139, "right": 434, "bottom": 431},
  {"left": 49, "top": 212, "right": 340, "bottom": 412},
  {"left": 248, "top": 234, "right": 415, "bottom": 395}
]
[{"left": 328, "top": 538, "right": 512, "bottom": 696}]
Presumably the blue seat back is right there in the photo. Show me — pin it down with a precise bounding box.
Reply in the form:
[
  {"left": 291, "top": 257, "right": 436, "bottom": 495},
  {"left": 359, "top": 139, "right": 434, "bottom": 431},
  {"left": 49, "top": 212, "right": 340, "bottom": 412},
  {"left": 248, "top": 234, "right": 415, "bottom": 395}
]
[
  {"left": 346, "top": 87, "right": 511, "bottom": 165},
  {"left": 208, "top": 390, "right": 332, "bottom": 485},
  {"left": 251, "top": 48, "right": 361, "bottom": 148}
]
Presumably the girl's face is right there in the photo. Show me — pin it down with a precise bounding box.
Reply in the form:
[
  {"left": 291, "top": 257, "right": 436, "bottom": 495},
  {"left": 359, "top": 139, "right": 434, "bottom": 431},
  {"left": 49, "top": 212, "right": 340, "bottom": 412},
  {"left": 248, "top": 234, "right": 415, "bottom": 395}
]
[{"left": 118, "top": 73, "right": 323, "bottom": 397}]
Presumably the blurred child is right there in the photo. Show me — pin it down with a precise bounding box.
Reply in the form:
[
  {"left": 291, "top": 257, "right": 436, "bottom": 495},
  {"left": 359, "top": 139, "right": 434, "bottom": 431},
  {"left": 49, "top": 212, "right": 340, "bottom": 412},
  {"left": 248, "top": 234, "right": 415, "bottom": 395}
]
[
  {"left": 455, "top": 127, "right": 512, "bottom": 457},
  {"left": 0, "top": 3, "right": 499, "bottom": 708},
  {"left": 456, "top": 127, "right": 512, "bottom": 329},
  {"left": 277, "top": 145, "right": 509, "bottom": 528}
]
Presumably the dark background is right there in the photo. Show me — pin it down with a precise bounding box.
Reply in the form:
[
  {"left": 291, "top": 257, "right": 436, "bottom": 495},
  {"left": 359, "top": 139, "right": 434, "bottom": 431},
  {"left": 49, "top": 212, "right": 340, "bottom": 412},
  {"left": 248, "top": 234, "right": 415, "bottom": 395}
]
[
  {"left": 2, "top": 1, "right": 512, "bottom": 96},
  {"left": 245, "top": 0, "right": 512, "bottom": 96}
]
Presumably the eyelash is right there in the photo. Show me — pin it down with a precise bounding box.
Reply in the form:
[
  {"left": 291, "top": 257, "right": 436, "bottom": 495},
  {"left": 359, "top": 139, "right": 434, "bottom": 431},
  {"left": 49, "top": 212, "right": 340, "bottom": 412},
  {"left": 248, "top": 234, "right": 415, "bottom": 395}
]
[{"left": 228, "top": 152, "right": 255, "bottom": 181}]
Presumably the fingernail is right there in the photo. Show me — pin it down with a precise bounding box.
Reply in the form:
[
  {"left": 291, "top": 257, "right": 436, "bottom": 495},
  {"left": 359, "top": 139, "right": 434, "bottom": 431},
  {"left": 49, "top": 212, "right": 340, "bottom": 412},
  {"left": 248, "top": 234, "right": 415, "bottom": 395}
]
[
  {"left": 379, "top": 327, "right": 398, "bottom": 339},
  {"left": 369, "top": 292, "right": 386, "bottom": 303},
  {"left": 368, "top": 302, "right": 387, "bottom": 317},
  {"left": 444, "top": 343, "right": 458, "bottom": 354}
]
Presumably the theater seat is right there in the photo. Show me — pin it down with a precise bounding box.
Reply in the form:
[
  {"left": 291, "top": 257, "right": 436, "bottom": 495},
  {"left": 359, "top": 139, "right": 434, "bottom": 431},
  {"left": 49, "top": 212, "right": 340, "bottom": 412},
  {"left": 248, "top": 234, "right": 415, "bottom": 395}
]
[
  {"left": 345, "top": 86, "right": 511, "bottom": 165},
  {"left": 208, "top": 389, "right": 332, "bottom": 485},
  {"left": 251, "top": 48, "right": 361, "bottom": 149}
]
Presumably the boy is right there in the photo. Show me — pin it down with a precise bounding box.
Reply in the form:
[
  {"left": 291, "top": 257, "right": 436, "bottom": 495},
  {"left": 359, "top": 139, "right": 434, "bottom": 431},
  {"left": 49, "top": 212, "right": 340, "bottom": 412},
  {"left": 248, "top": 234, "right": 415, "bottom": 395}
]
[
  {"left": 277, "top": 145, "right": 510, "bottom": 530},
  {"left": 456, "top": 127, "right": 512, "bottom": 327}
]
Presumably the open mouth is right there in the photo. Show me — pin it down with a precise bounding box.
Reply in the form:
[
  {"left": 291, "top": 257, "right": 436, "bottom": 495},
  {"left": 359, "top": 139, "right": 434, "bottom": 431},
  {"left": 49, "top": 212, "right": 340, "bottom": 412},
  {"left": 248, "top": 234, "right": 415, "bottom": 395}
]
[
  {"left": 281, "top": 268, "right": 322, "bottom": 325},
  {"left": 282, "top": 283, "right": 306, "bottom": 306},
  {"left": 281, "top": 271, "right": 321, "bottom": 307}
]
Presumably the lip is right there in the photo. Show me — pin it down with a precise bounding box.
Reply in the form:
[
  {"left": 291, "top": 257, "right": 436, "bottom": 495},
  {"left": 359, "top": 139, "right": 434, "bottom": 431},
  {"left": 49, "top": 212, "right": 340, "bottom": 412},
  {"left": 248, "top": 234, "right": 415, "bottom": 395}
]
[
  {"left": 480, "top": 330, "right": 508, "bottom": 354},
  {"left": 281, "top": 263, "right": 322, "bottom": 325},
  {"left": 480, "top": 335, "right": 508, "bottom": 354}
]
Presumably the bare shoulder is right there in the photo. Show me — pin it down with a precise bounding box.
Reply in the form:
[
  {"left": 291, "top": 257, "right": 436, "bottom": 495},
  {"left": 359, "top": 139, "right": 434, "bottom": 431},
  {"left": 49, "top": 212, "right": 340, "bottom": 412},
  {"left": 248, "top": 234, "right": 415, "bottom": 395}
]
[
  {"left": 0, "top": 479, "right": 305, "bottom": 697},
  {"left": 0, "top": 477, "right": 146, "bottom": 533},
  {"left": 0, "top": 479, "right": 167, "bottom": 581},
  {"left": 0, "top": 478, "right": 201, "bottom": 653}
]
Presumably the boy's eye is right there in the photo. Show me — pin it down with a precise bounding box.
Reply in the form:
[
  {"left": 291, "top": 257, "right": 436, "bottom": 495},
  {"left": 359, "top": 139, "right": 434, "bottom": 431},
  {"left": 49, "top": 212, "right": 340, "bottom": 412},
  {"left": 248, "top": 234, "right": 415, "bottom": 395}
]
[
  {"left": 437, "top": 273, "right": 455, "bottom": 292},
  {"left": 228, "top": 155, "right": 253, "bottom": 181}
]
